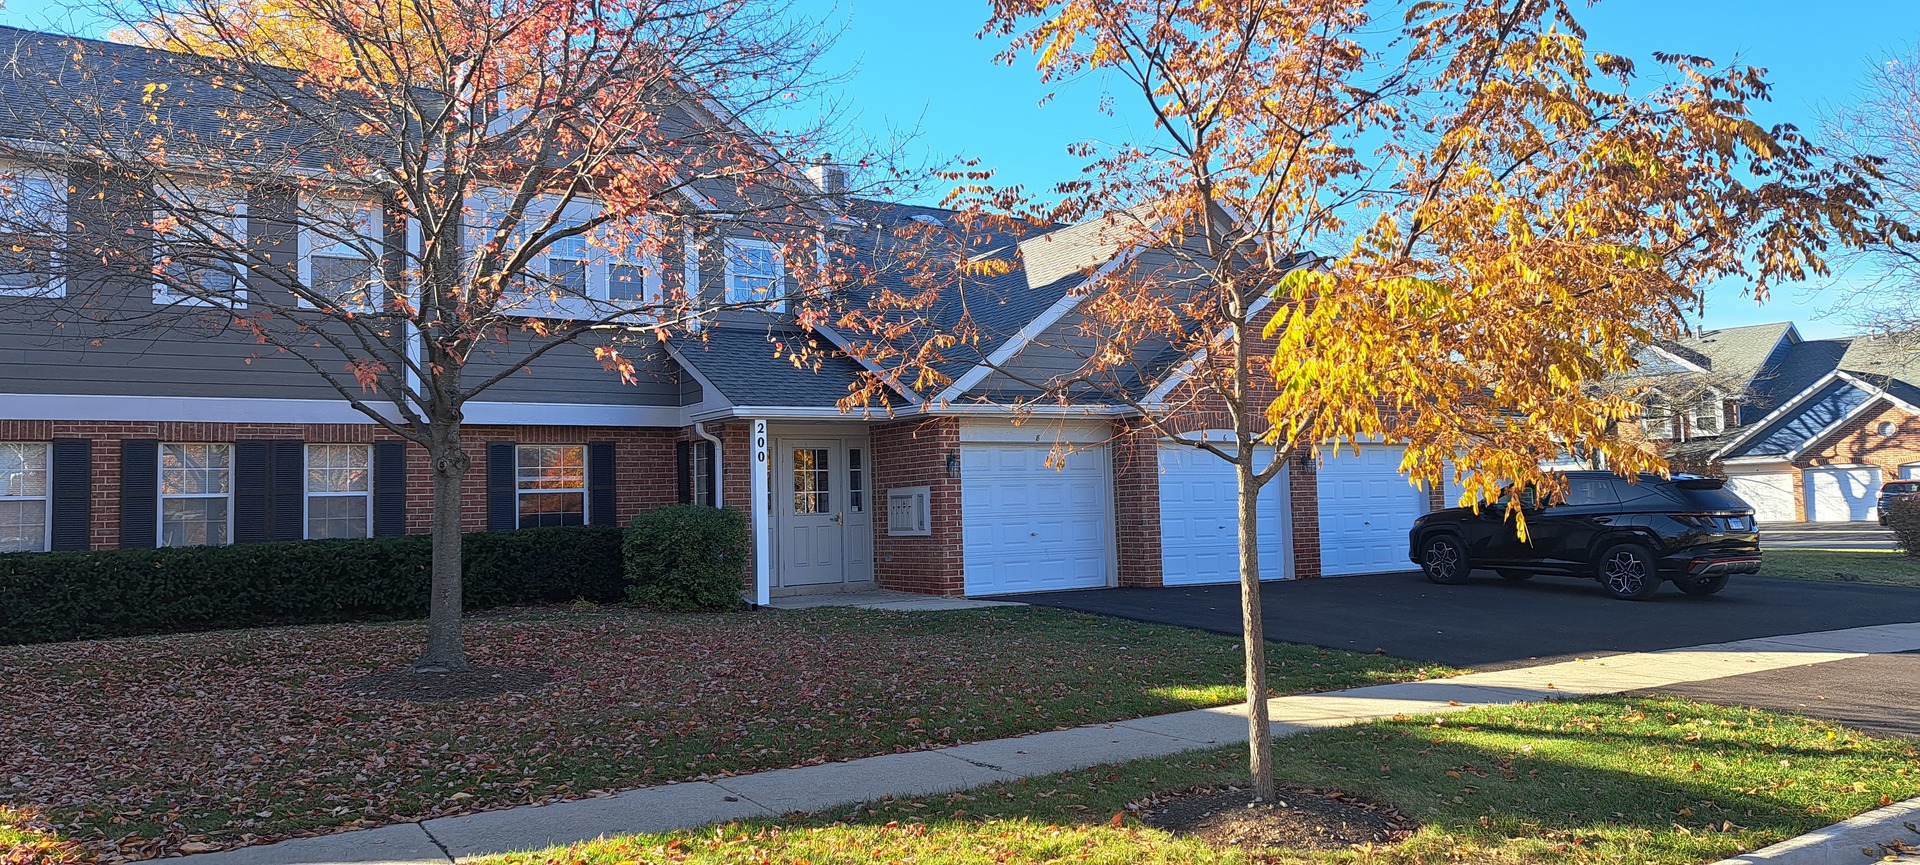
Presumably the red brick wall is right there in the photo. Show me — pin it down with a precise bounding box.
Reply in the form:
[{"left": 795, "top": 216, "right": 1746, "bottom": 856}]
[
  {"left": 0, "top": 419, "right": 679, "bottom": 549},
  {"left": 869, "top": 417, "right": 964, "bottom": 596},
  {"left": 1287, "top": 453, "right": 1322, "bottom": 579},
  {"left": 1111, "top": 420, "right": 1164, "bottom": 588},
  {"left": 1795, "top": 400, "right": 1920, "bottom": 513}
]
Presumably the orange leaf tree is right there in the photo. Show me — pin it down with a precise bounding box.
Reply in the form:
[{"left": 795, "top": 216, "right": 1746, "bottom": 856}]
[
  {"left": 3, "top": 0, "right": 874, "bottom": 671},
  {"left": 848, "top": 0, "right": 1878, "bottom": 799}
]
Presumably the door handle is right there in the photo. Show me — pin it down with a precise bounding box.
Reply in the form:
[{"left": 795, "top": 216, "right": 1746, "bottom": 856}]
[{"left": 832, "top": 512, "right": 843, "bottom": 525}]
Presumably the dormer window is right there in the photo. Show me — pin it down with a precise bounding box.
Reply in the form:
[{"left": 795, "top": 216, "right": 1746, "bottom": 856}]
[
  {"left": 1690, "top": 389, "right": 1724, "bottom": 436},
  {"left": 723, "top": 237, "right": 784, "bottom": 308},
  {"left": 1641, "top": 393, "right": 1673, "bottom": 440}
]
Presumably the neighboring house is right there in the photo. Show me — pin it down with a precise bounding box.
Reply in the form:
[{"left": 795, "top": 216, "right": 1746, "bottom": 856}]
[
  {"left": 1616, "top": 320, "right": 1920, "bottom": 524},
  {"left": 0, "top": 24, "right": 1450, "bottom": 599}
]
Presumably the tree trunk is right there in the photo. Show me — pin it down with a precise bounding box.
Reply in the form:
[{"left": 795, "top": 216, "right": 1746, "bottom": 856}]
[
  {"left": 1237, "top": 457, "right": 1276, "bottom": 800},
  {"left": 415, "top": 426, "right": 472, "bottom": 673}
]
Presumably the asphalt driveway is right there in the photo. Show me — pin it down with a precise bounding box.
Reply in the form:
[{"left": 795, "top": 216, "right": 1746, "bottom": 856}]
[
  {"left": 1007, "top": 570, "right": 1920, "bottom": 671},
  {"left": 1632, "top": 651, "right": 1920, "bottom": 738}
]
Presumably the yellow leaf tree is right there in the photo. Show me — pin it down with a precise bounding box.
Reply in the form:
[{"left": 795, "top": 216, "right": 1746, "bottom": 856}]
[{"left": 846, "top": 0, "right": 1879, "bottom": 799}]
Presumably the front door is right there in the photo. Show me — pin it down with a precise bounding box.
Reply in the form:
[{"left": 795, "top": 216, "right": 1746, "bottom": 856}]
[{"left": 775, "top": 438, "right": 873, "bottom": 588}]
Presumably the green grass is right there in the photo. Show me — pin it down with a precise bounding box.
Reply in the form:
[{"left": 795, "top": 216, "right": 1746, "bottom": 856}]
[
  {"left": 0, "top": 604, "right": 1448, "bottom": 861},
  {"left": 1761, "top": 548, "right": 1920, "bottom": 588},
  {"left": 481, "top": 697, "right": 1920, "bottom": 865}
]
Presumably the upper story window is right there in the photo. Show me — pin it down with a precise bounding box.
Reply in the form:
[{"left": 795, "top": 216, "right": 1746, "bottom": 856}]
[
  {"left": 152, "top": 185, "right": 248, "bottom": 308},
  {"left": 465, "top": 192, "right": 662, "bottom": 317},
  {"left": 1690, "top": 390, "right": 1724, "bottom": 437},
  {"left": 0, "top": 168, "right": 66, "bottom": 299},
  {"left": 723, "top": 237, "right": 784, "bottom": 307},
  {"left": 1641, "top": 393, "right": 1673, "bottom": 440},
  {"left": 299, "top": 198, "right": 384, "bottom": 311},
  {"left": 0, "top": 442, "right": 50, "bottom": 553},
  {"left": 159, "top": 443, "right": 232, "bottom": 547}
]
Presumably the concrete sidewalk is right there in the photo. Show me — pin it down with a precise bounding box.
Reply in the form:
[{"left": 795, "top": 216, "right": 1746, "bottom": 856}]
[{"left": 176, "top": 622, "right": 1920, "bottom": 865}]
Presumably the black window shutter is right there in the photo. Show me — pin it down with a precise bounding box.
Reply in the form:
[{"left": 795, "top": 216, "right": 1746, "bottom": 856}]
[
  {"left": 372, "top": 441, "right": 406, "bottom": 537},
  {"left": 487, "top": 442, "right": 518, "bottom": 531},
  {"left": 49, "top": 438, "right": 91, "bottom": 551},
  {"left": 588, "top": 441, "right": 616, "bottom": 526},
  {"left": 675, "top": 440, "right": 693, "bottom": 504},
  {"left": 271, "top": 440, "right": 305, "bottom": 541},
  {"left": 119, "top": 440, "right": 159, "bottom": 549},
  {"left": 233, "top": 441, "right": 271, "bottom": 544},
  {"left": 701, "top": 441, "right": 719, "bottom": 507}
]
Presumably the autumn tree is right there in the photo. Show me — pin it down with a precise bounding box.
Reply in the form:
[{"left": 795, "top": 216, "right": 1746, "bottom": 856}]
[
  {"left": 844, "top": 0, "right": 1876, "bottom": 799},
  {"left": 1, "top": 0, "right": 876, "bottom": 672}
]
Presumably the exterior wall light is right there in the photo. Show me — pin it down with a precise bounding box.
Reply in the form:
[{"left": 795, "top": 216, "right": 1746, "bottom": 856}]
[{"left": 946, "top": 452, "right": 961, "bottom": 479}]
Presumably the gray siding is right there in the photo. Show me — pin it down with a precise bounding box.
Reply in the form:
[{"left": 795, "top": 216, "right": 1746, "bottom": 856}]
[
  {"left": 464, "top": 329, "right": 685, "bottom": 406},
  {"left": 0, "top": 172, "right": 387, "bottom": 401}
]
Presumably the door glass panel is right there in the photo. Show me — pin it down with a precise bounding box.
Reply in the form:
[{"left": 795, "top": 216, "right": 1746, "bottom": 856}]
[
  {"left": 792, "top": 447, "right": 830, "bottom": 515},
  {"left": 847, "top": 448, "right": 864, "bottom": 513}
]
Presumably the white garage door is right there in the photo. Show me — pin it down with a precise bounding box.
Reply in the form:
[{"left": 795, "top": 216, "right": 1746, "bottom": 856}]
[
  {"left": 1805, "top": 466, "right": 1882, "bottom": 522},
  {"left": 1317, "top": 445, "right": 1428, "bottom": 576},
  {"left": 960, "top": 443, "right": 1112, "bottom": 595},
  {"left": 1723, "top": 473, "right": 1799, "bottom": 524},
  {"left": 1157, "top": 444, "right": 1290, "bottom": 586}
]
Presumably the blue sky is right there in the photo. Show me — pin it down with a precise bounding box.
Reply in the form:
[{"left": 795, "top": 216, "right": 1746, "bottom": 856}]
[{"left": 6, "top": 0, "right": 1912, "bottom": 336}]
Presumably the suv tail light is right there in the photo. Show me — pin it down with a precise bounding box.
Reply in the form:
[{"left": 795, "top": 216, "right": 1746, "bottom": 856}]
[{"left": 1673, "top": 513, "right": 1755, "bottom": 532}]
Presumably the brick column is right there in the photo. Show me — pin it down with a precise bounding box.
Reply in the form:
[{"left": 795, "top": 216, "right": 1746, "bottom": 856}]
[
  {"left": 870, "top": 417, "right": 965, "bottom": 596},
  {"left": 1289, "top": 452, "right": 1322, "bottom": 579},
  {"left": 1112, "top": 420, "right": 1163, "bottom": 588}
]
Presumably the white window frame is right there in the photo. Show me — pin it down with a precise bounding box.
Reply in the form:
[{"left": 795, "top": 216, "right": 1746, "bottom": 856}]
[
  {"left": 0, "top": 165, "right": 67, "bottom": 299},
  {"left": 152, "top": 185, "right": 248, "bottom": 308},
  {"left": 297, "top": 196, "right": 385, "bottom": 312},
  {"left": 303, "top": 443, "right": 373, "bottom": 540},
  {"left": 515, "top": 443, "right": 588, "bottom": 527},
  {"left": 463, "top": 191, "right": 662, "bottom": 319},
  {"left": 1641, "top": 392, "right": 1673, "bottom": 440},
  {"left": 158, "top": 442, "right": 233, "bottom": 548},
  {"left": 0, "top": 442, "right": 52, "bottom": 553},
  {"left": 1690, "top": 389, "right": 1724, "bottom": 437},
  {"left": 723, "top": 236, "right": 785, "bottom": 310}
]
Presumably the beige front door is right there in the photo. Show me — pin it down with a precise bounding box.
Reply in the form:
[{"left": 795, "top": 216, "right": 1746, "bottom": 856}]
[{"left": 774, "top": 438, "right": 873, "bottom": 588}]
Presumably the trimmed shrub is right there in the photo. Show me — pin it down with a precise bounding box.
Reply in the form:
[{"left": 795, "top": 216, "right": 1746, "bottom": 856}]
[
  {"left": 0, "top": 526, "right": 624, "bottom": 645},
  {"left": 1887, "top": 495, "right": 1920, "bottom": 557},
  {"left": 624, "top": 505, "right": 749, "bottom": 611}
]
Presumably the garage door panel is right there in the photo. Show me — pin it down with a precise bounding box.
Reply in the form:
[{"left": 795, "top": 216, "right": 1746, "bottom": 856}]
[
  {"left": 1806, "top": 466, "right": 1881, "bottom": 522},
  {"left": 1723, "top": 473, "right": 1798, "bottom": 524},
  {"left": 1158, "top": 445, "right": 1289, "bottom": 586},
  {"left": 1318, "top": 445, "right": 1426, "bottom": 577},
  {"left": 961, "top": 444, "right": 1112, "bottom": 595}
]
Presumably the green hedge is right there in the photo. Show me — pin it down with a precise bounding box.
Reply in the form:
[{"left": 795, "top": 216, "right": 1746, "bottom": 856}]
[
  {"left": 624, "top": 505, "right": 750, "bottom": 611},
  {"left": 1887, "top": 495, "right": 1920, "bottom": 557},
  {"left": 0, "top": 526, "right": 624, "bottom": 645}
]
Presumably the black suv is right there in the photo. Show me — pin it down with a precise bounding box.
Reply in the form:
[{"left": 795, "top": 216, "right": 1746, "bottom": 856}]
[{"left": 1407, "top": 472, "right": 1760, "bottom": 600}]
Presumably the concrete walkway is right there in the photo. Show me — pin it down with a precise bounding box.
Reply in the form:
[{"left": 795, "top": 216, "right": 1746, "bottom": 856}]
[
  {"left": 763, "top": 589, "right": 1024, "bottom": 612},
  {"left": 176, "top": 622, "right": 1920, "bottom": 865}
]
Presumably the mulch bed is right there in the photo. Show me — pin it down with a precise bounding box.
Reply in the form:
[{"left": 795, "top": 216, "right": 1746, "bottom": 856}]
[
  {"left": 339, "top": 665, "right": 553, "bottom": 702},
  {"left": 1137, "top": 786, "right": 1415, "bottom": 852}
]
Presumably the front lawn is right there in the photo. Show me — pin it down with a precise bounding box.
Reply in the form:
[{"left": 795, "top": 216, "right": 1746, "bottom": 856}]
[
  {"left": 0, "top": 604, "right": 1446, "bottom": 861},
  {"left": 1761, "top": 548, "right": 1920, "bottom": 588},
  {"left": 486, "top": 697, "right": 1920, "bottom": 865}
]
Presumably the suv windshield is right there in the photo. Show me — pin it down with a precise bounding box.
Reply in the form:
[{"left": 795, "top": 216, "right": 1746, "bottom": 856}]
[{"left": 1885, "top": 481, "right": 1920, "bottom": 495}]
